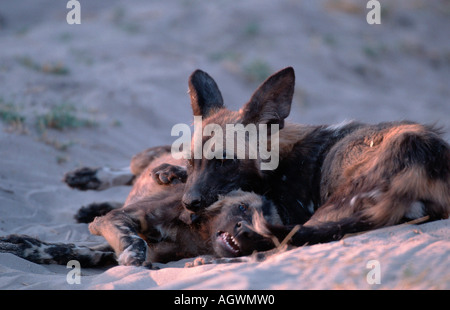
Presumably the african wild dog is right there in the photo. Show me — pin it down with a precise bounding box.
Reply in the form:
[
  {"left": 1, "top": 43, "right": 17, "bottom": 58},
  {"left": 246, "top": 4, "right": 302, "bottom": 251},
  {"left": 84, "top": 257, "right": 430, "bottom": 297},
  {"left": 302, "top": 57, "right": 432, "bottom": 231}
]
[
  {"left": 0, "top": 189, "right": 286, "bottom": 267},
  {"left": 162, "top": 67, "right": 450, "bottom": 240},
  {"left": 0, "top": 145, "right": 287, "bottom": 267},
  {"left": 87, "top": 189, "right": 287, "bottom": 266}
]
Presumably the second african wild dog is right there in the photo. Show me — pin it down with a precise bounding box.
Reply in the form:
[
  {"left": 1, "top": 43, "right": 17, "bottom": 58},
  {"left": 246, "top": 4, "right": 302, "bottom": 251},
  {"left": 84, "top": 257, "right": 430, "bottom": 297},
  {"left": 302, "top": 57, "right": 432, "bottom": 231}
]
[
  {"left": 167, "top": 66, "right": 450, "bottom": 242},
  {"left": 0, "top": 185, "right": 285, "bottom": 267},
  {"left": 0, "top": 146, "right": 286, "bottom": 267}
]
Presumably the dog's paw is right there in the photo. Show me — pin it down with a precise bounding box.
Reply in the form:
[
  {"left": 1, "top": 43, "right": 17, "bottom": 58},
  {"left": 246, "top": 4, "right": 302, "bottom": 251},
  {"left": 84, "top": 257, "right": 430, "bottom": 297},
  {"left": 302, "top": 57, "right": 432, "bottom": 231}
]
[
  {"left": 0, "top": 234, "right": 39, "bottom": 253},
  {"left": 64, "top": 167, "right": 101, "bottom": 190},
  {"left": 117, "top": 239, "right": 150, "bottom": 268},
  {"left": 184, "top": 255, "right": 247, "bottom": 268},
  {"left": 0, "top": 234, "right": 48, "bottom": 263},
  {"left": 184, "top": 256, "right": 216, "bottom": 268},
  {"left": 151, "top": 163, "right": 187, "bottom": 185}
]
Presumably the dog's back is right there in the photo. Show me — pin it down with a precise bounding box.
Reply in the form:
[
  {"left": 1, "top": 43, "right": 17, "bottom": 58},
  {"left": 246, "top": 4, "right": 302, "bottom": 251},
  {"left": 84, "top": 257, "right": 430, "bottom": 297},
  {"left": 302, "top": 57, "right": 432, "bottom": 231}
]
[{"left": 308, "top": 121, "right": 450, "bottom": 227}]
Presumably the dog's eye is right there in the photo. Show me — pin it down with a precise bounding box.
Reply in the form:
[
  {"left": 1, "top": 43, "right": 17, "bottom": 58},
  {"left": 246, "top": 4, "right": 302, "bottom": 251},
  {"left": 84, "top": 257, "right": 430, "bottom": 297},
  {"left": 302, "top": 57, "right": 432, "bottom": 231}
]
[{"left": 238, "top": 203, "right": 248, "bottom": 212}]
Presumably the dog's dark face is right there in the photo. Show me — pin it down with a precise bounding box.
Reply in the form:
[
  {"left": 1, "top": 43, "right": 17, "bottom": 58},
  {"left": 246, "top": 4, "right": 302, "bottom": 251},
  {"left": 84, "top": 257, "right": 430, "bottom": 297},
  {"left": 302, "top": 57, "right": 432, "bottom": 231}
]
[
  {"left": 184, "top": 157, "right": 264, "bottom": 213},
  {"left": 206, "top": 190, "right": 282, "bottom": 257},
  {"left": 183, "top": 110, "right": 265, "bottom": 212},
  {"left": 182, "top": 68, "right": 295, "bottom": 213}
]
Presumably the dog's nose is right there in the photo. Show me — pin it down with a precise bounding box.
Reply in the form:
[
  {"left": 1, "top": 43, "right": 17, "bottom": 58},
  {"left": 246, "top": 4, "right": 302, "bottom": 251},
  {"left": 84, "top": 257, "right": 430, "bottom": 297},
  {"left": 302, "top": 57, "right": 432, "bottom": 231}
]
[
  {"left": 182, "top": 192, "right": 203, "bottom": 212},
  {"left": 235, "top": 221, "right": 250, "bottom": 233},
  {"left": 235, "top": 221, "right": 254, "bottom": 239},
  {"left": 185, "top": 199, "right": 202, "bottom": 212}
]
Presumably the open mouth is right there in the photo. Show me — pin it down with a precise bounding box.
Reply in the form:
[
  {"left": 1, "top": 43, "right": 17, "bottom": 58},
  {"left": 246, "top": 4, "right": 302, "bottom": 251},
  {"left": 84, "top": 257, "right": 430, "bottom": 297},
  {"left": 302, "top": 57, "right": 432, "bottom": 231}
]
[{"left": 217, "top": 231, "right": 240, "bottom": 255}]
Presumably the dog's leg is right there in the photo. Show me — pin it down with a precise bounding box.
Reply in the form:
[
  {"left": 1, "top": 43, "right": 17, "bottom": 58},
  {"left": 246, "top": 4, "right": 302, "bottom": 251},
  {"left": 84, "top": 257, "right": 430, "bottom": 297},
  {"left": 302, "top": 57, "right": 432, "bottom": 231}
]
[
  {"left": 88, "top": 208, "right": 151, "bottom": 267},
  {"left": 264, "top": 215, "right": 373, "bottom": 247},
  {"left": 63, "top": 145, "right": 173, "bottom": 191},
  {"left": 0, "top": 235, "right": 116, "bottom": 267},
  {"left": 184, "top": 249, "right": 283, "bottom": 268},
  {"left": 64, "top": 166, "right": 134, "bottom": 191},
  {"left": 74, "top": 201, "right": 123, "bottom": 223},
  {"left": 130, "top": 145, "right": 172, "bottom": 175}
]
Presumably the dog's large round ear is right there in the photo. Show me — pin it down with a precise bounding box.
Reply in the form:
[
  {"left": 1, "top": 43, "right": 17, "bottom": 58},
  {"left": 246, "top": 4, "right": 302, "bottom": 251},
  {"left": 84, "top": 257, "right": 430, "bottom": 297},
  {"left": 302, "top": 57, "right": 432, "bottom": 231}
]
[
  {"left": 240, "top": 67, "right": 295, "bottom": 130},
  {"left": 188, "top": 70, "right": 224, "bottom": 118}
]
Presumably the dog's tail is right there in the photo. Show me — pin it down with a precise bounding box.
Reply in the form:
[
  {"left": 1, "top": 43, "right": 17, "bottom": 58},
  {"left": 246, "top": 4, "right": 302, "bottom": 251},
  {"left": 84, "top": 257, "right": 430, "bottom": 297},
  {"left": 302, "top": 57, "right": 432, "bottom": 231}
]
[{"left": 0, "top": 234, "right": 116, "bottom": 267}]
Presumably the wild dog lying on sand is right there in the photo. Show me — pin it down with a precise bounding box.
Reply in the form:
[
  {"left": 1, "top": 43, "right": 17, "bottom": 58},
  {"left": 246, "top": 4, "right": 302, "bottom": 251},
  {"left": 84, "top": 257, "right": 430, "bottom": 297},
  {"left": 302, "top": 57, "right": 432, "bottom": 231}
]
[
  {"left": 0, "top": 188, "right": 290, "bottom": 267},
  {"left": 88, "top": 189, "right": 286, "bottom": 266},
  {"left": 150, "top": 67, "right": 450, "bottom": 242},
  {"left": 0, "top": 147, "right": 290, "bottom": 267}
]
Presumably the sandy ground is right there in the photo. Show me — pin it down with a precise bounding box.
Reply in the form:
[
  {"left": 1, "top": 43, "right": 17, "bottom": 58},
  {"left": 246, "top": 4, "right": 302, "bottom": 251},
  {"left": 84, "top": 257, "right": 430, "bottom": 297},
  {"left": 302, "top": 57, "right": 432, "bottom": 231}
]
[{"left": 0, "top": 0, "right": 449, "bottom": 289}]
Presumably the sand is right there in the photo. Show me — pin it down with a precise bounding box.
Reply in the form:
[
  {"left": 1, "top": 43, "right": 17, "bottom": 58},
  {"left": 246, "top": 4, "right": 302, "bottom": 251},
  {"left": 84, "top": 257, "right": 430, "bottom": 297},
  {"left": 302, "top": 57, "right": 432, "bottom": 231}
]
[{"left": 0, "top": 0, "right": 449, "bottom": 290}]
